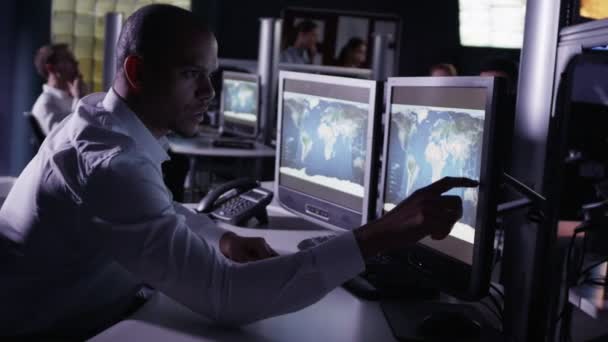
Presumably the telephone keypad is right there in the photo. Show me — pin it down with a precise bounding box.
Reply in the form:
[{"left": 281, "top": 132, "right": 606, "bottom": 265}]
[{"left": 217, "top": 197, "right": 255, "bottom": 217}]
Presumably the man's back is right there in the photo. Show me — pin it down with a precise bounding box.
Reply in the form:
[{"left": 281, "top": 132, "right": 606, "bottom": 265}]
[{"left": 1, "top": 92, "right": 149, "bottom": 336}]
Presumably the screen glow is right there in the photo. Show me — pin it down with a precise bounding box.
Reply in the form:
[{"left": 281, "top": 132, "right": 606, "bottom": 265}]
[
  {"left": 580, "top": 0, "right": 608, "bottom": 20},
  {"left": 459, "top": 0, "right": 526, "bottom": 49}
]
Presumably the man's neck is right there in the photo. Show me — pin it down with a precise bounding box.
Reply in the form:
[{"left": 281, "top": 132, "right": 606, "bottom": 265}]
[{"left": 112, "top": 85, "right": 169, "bottom": 139}]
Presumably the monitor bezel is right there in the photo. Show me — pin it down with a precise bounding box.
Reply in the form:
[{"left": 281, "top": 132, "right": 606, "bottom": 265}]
[
  {"left": 275, "top": 71, "right": 381, "bottom": 231},
  {"left": 278, "top": 62, "right": 373, "bottom": 80},
  {"left": 377, "top": 76, "right": 503, "bottom": 300},
  {"left": 219, "top": 71, "right": 261, "bottom": 139}
]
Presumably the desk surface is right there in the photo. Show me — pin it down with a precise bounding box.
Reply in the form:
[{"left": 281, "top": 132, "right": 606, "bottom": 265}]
[
  {"left": 569, "top": 260, "right": 608, "bottom": 320},
  {"left": 91, "top": 184, "right": 501, "bottom": 341},
  {"left": 168, "top": 133, "right": 275, "bottom": 158},
  {"left": 90, "top": 201, "right": 397, "bottom": 342}
]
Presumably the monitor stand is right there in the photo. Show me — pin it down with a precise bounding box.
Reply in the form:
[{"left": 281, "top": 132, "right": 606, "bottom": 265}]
[
  {"left": 209, "top": 131, "right": 256, "bottom": 149},
  {"left": 342, "top": 274, "right": 438, "bottom": 301},
  {"left": 381, "top": 299, "right": 499, "bottom": 341},
  {"left": 341, "top": 253, "right": 440, "bottom": 301},
  {"left": 211, "top": 138, "right": 255, "bottom": 149}
]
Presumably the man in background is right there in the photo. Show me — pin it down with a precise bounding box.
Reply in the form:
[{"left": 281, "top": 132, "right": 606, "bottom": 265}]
[
  {"left": 280, "top": 20, "right": 319, "bottom": 64},
  {"left": 429, "top": 63, "right": 458, "bottom": 77},
  {"left": 479, "top": 57, "right": 519, "bottom": 96},
  {"left": 479, "top": 56, "right": 519, "bottom": 174},
  {"left": 31, "top": 44, "right": 88, "bottom": 135}
]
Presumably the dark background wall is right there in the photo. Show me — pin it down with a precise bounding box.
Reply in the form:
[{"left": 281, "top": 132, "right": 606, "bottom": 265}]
[
  {"left": 0, "top": 0, "right": 519, "bottom": 176},
  {"left": 0, "top": 0, "right": 52, "bottom": 176},
  {"left": 0, "top": 1, "right": 18, "bottom": 175},
  {"left": 196, "top": 0, "right": 520, "bottom": 76}
]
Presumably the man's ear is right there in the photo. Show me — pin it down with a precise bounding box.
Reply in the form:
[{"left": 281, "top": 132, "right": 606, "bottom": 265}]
[{"left": 123, "top": 55, "right": 144, "bottom": 93}]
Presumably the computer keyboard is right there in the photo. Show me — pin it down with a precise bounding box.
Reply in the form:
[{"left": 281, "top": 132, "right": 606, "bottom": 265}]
[
  {"left": 297, "top": 234, "right": 436, "bottom": 300},
  {"left": 297, "top": 234, "right": 397, "bottom": 266},
  {"left": 296, "top": 234, "right": 336, "bottom": 250},
  {"left": 297, "top": 234, "right": 395, "bottom": 266}
]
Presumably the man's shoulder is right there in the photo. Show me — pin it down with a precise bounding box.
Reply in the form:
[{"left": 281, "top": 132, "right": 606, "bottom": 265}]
[
  {"left": 67, "top": 92, "right": 130, "bottom": 147},
  {"left": 46, "top": 92, "right": 146, "bottom": 177}
]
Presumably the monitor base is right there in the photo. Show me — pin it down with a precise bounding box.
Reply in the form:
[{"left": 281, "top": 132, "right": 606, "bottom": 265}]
[
  {"left": 343, "top": 275, "right": 438, "bottom": 301},
  {"left": 211, "top": 138, "right": 255, "bottom": 149},
  {"left": 381, "top": 299, "right": 501, "bottom": 341},
  {"left": 343, "top": 259, "right": 440, "bottom": 301}
]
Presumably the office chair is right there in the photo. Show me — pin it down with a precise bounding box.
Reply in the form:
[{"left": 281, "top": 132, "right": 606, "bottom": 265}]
[{"left": 23, "top": 112, "right": 45, "bottom": 152}]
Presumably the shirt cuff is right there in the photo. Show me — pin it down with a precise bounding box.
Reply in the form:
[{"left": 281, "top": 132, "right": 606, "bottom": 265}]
[{"left": 312, "top": 231, "right": 365, "bottom": 290}]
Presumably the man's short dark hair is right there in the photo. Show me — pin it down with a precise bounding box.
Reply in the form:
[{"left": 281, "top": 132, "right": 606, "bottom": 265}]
[
  {"left": 430, "top": 63, "right": 458, "bottom": 76},
  {"left": 479, "top": 57, "right": 519, "bottom": 81},
  {"left": 115, "top": 4, "right": 209, "bottom": 73},
  {"left": 295, "top": 20, "right": 317, "bottom": 34},
  {"left": 34, "top": 43, "right": 69, "bottom": 79}
]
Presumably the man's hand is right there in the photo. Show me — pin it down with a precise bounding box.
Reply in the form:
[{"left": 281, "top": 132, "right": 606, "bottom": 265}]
[
  {"left": 355, "top": 177, "right": 479, "bottom": 258},
  {"left": 219, "top": 232, "right": 279, "bottom": 263},
  {"left": 68, "top": 75, "right": 88, "bottom": 99}
]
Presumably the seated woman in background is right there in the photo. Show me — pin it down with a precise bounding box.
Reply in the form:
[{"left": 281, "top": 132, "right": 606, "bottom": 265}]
[{"left": 337, "top": 37, "right": 367, "bottom": 68}]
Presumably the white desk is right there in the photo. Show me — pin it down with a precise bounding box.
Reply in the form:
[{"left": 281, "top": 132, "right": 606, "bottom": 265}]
[
  {"left": 90, "top": 181, "right": 503, "bottom": 341},
  {"left": 167, "top": 133, "right": 275, "bottom": 191},
  {"left": 167, "top": 133, "right": 275, "bottom": 159},
  {"left": 90, "top": 202, "right": 398, "bottom": 342},
  {"left": 569, "top": 260, "right": 608, "bottom": 320}
]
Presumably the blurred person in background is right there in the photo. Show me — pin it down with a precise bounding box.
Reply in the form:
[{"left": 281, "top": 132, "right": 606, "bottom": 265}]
[{"left": 31, "top": 44, "right": 88, "bottom": 135}]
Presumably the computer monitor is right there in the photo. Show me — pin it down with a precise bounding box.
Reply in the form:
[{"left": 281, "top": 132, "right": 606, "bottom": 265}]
[
  {"left": 219, "top": 71, "right": 260, "bottom": 138},
  {"left": 378, "top": 76, "right": 504, "bottom": 300},
  {"left": 278, "top": 63, "right": 373, "bottom": 80},
  {"left": 275, "top": 71, "right": 381, "bottom": 231}
]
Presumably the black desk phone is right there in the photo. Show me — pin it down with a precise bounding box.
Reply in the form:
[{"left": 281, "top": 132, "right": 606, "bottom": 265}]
[{"left": 196, "top": 178, "right": 273, "bottom": 226}]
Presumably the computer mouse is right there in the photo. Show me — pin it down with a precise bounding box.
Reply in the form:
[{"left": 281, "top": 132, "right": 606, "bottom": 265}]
[{"left": 417, "top": 311, "right": 481, "bottom": 340}]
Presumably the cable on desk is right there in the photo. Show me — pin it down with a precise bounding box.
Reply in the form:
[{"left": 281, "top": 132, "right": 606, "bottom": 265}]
[
  {"left": 578, "top": 257, "right": 608, "bottom": 283},
  {"left": 557, "top": 227, "right": 583, "bottom": 324},
  {"left": 489, "top": 283, "right": 505, "bottom": 301},
  {"left": 584, "top": 280, "right": 607, "bottom": 286},
  {"left": 557, "top": 223, "right": 591, "bottom": 342},
  {"left": 479, "top": 300, "right": 502, "bottom": 326},
  {"left": 486, "top": 291, "right": 504, "bottom": 321}
]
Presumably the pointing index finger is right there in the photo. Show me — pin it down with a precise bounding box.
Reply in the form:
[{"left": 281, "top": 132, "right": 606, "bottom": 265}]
[{"left": 424, "top": 177, "right": 479, "bottom": 195}]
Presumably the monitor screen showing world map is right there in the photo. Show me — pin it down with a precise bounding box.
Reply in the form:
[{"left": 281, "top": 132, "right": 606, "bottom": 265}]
[
  {"left": 383, "top": 85, "right": 488, "bottom": 264},
  {"left": 222, "top": 77, "right": 258, "bottom": 127},
  {"left": 279, "top": 78, "right": 372, "bottom": 212}
]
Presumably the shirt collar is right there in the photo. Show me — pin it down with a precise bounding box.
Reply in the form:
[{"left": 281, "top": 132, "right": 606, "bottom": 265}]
[
  {"left": 101, "top": 88, "right": 170, "bottom": 165},
  {"left": 291, "top": 47, "right": 310, "bottom": 62},
  {"left": 42, "top": 84, "right": 71, "bottom": 100}
]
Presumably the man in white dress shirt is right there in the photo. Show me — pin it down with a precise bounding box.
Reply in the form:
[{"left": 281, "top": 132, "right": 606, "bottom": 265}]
[
  {"left": 31, "top": 43, "right": 89, "bottom": 135},
  {"left": 0, "top": 4, "right": 476, "bottom": 339}
]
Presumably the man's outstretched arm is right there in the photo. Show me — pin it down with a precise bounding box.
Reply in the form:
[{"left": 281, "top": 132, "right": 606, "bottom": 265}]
[{"left": 86, "top": 155, "right": 475, "bottom": 326}]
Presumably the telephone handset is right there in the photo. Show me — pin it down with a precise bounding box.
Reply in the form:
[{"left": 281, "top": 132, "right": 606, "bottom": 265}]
[{"left": 196, "top": 178, "right": 273, "bottom": 226}]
